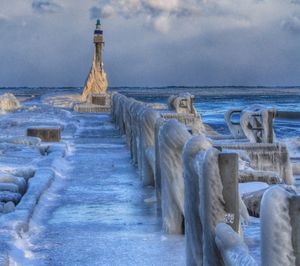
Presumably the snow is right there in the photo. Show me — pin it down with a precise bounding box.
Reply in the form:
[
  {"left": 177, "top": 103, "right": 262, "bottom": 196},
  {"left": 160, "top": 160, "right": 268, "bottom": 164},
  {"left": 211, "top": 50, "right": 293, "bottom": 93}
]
[
  {"left": 239, "top": 182, "right": 269, "bottom": 195},
  {"left": 0, "top": 94, "right": 185, "bottom": 265}
]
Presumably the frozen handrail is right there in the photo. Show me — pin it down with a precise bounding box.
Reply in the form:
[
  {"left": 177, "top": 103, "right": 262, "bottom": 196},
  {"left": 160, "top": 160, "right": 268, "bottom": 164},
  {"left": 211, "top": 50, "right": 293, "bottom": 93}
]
[
  {"left": 159, "top": 119, "right": 192, "bottom": 234},
  {"left": 183, "top": 135, "right": 243, "bottom": 265},
  {"left": 261, "top": 186, "right": 300, "bottom": 266}
]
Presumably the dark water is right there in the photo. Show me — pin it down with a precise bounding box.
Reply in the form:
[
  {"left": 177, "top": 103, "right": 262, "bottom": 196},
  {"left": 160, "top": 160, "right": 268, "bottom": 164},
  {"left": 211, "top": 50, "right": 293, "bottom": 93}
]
[{"left": 1, "top": 86, "right": 300, "bottom": 139}]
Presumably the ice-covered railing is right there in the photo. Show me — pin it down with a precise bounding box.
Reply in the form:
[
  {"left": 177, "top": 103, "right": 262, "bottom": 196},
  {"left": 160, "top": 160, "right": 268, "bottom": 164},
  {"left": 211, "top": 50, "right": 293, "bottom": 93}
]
[
  {"left": 183, "top": 135, "right": 251, "bottom": 265},
  {"left": 226, "top": 105, "right": 300, "bottom": 144},
  {"left": 225, "top": 105, "right": 276, "bottom": 143},
  {"left": 112, "top": 93, "right": 294, "bottom": 208},
  {"left": 183, "top": 135, "right": 300, "bottom": 266},
  {"left": 112, "top": 92, "right": 300, "bottom": 266},
  {"left": 111, "top": 92, "right": 205, "bottom": 187},
  {"left": 219, "top": 143, "right": 293, "bottom": 185}
]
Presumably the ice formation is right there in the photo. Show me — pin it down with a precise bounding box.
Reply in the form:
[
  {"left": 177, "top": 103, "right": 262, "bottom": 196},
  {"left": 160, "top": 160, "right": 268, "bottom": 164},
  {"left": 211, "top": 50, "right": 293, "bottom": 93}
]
[
  {"left": 240, "top": 105, "right": 276, "bottom": 143},
  {"left": 168, "top": 93, "right": 197, "bottom": 115},
  {"left": 82, "top": 54, "right": 108, "bottom": 101},
  {"left": 260, "top": 185, "right": 299, "bottom": 266},
  {"left": 159, "top": 119, "right": 191, "bottom": 233},
  {"left": 182, "top": 135, "right": 212, "bottom": 266},
  {"left": 221, "top": 143, "right": 294, "bottom": 185},
  {"left": 140, "top": 108, "right": 160, "bottom": 186},
  {"left": 225, "top": 105, "right": 276, "bottom": 143},
  {"left": 225, "top": 109, "right": 246, "bottom": 139},
  {"left": 0, "top": 93, "right": 21, "bottom": 113},
  {"left": 196, "top": 147, "right": 228, "bottom": 265},
  {"left": 110, "top": 91, "right": 300, "bottom": 266},
  {"left": 215, "top": 223, "right": 258, "bottom": 266}
]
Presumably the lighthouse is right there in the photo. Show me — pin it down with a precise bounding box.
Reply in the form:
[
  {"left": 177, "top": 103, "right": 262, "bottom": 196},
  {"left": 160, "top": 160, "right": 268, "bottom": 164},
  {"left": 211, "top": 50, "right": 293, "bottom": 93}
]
[
  {"left": 94, "top": 19, "right": 104, "bottom": 69},
  {"left": 82, "top": 19, "right": 108, "bottom": 100}
]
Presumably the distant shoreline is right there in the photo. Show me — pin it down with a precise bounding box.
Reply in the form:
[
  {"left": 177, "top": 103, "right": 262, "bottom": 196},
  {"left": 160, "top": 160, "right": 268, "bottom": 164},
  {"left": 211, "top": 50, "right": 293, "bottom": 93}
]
[{"left": 0, "top": 86, "right": 300, "bottom": 98}]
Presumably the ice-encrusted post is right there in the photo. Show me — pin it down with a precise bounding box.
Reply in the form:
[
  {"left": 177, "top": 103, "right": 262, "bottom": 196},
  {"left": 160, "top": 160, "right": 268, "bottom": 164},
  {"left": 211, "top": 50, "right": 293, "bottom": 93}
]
[
  {"left": 219, "top": 153, "right": 239, "bottom": 232},
  {"left": 261, "top": 186, "right": 300, "bottom": 266},
  {"left": 131, "top": 101, "right": 145, "bottom": 166},
  {"left": 140, "top": 108, "right": 160, "bottom": 186},
  {"left": 183, "top": 135, "right": 212, "bottom": 266},
  {"left": 193, "top": 146, "right": 241, "bottom": 265},
  {"left": 159, "top": 119, "right": 191, "bottom": 234},
  {"left": 154, "top": 117, "right": 165, "bottom": 203}
]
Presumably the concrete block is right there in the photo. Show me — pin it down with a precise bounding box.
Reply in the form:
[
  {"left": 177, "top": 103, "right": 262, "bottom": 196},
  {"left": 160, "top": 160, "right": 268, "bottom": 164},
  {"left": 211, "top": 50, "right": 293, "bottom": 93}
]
[
  {"left": 27, "top": 127, "right": 61, "bottom": 142},
  {"left": 91, "top": 94, "right": 107, "bottom": 105},
  {"left": 74, "top": 103, "right": 111, "bottom": 113}
]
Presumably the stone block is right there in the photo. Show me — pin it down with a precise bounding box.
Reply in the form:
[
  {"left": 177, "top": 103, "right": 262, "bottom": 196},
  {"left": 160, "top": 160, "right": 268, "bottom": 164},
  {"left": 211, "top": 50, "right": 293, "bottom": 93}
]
[
  {"left": 74, "top": 103, "right": 111, "bottom": 113},
  {"left": 91, "top": 94, "right": 107, "bottom": 106},
  {"left": 27, "top": 127, "right": 61, "bottom": 142}
]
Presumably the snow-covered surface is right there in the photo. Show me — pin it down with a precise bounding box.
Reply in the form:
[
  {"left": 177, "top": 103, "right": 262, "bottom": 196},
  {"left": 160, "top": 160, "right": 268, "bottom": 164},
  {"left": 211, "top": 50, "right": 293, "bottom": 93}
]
[
  {"left": 0, "top": 95, "right": 185, "bottom": 265},
  {"left": 0, "top": 89, "right": 300, "bottom": 265},
  {"left": 239, "top": 182, "right": 269, "bottom": 195}
]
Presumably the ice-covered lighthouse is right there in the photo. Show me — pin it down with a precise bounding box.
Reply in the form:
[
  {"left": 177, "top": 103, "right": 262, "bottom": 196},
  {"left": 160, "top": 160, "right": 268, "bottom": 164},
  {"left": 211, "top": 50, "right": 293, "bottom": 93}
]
[{"left": 82, "top": 19, "right": 108, "bottom": 100}]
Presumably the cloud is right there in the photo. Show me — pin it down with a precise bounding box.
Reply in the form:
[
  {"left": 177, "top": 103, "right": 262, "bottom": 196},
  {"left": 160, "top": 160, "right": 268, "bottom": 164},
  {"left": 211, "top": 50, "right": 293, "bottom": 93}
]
[
  {"left": 281, "top": 15, "right": 300, "bottom": 34},
  {"left": 89, "top": 0, "right": 254, "bottom": 33},
  {"left": 0, "top": 15, "right": 8, "bottom": 24},
  {"left": 1, "top": 0, "right": 300, "bottom": 87},
  {"left": 32, "top": 0, "right": 61, "bottom": 13},
  {"left": 90, "top": 5, "right": 116, "bottom": 19},
  {"left": 152, "top": 15, "right": 171, "bottom": 33}
]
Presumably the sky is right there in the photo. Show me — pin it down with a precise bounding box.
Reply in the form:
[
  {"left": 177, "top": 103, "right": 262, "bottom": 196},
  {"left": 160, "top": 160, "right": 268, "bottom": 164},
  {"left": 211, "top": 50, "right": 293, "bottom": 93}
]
[{"left": 0, "top": 0, "right": 300, "bottom": 87}]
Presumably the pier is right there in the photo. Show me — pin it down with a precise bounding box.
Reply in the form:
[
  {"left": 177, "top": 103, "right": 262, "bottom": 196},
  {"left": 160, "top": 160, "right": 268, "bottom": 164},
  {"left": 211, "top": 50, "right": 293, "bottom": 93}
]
[
  {"left": 0, "top": 90, "right": 300, "bottom": 265},
  {"left": 23, "top": 112, "right": 185, "bottom": 265}
]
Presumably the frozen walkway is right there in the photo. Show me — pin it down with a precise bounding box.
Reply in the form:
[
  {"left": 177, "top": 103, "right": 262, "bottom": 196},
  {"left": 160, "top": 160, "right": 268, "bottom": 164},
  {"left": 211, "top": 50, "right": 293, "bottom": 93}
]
[{"left": 24, "top": 113, "right": 185, "bottom": 266}]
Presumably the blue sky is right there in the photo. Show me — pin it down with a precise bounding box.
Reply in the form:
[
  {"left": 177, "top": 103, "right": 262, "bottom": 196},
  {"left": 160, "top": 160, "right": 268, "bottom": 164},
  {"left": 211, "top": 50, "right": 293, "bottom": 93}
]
[{"left": 0, "top": 0, "right": 300, "bottom": 87}]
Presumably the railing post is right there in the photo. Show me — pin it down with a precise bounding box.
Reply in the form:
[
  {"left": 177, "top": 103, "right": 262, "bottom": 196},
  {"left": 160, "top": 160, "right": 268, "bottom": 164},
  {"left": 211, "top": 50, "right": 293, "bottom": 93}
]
[
  {"left": 218, "top": 153, "right": 239, "bottom": 232},
  {"left": 154, "top": 117, "right": 165, "bottom": 205},
  {"left": 290, "top": 196, "right": 300, "bottom": 265}
]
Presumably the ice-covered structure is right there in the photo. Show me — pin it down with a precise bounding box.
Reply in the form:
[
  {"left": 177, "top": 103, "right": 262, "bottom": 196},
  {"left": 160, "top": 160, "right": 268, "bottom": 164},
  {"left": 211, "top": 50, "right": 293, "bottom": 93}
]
[
  {"left": 225, "top": 105, "right": 276, "bottom": 143},
  {"left": 111, "top": 92, "right": 300, "bottom": 266},
  {"left": 82, "top": 19, "right": 108, "bottom": 101},
  {"left": 182, "top": 135, "right": 246, "bottom": 265},
  {"left": 111, "top": 92, "right": 206, "bottom": 196},
  {"left": 159, "top": 119, "right": 191, "bottom": 233},
  {"left": 0, "top": 93, "right": 21, "bottom": 114},
  {"left": 261, "top": 185, "right": 300, "bottom": 266}
]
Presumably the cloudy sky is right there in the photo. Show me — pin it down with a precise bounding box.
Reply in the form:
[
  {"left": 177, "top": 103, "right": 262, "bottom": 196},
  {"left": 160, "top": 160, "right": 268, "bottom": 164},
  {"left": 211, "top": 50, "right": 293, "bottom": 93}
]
[{"left": 0, "top": 0, "right": 300, "bottom": 87}]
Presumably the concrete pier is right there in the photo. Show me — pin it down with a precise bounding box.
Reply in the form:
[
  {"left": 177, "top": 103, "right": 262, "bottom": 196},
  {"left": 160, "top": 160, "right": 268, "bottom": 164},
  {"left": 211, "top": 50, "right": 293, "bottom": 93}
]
[
  {"left": 25, "top": 113, "right": 185, "bottom": 265},
  {"left": 2, "top": 91, "right": 300, "bottom": 266}
]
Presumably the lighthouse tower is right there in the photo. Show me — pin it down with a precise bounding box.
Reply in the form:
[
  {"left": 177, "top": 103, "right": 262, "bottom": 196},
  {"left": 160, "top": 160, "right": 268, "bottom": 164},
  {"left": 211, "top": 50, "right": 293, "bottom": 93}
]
[
  {"left": 82, "top": 19, "right": 108, "bottom": 100},
  {"left": 94, "top": 19, "right": 104, "bottom": 68}
]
